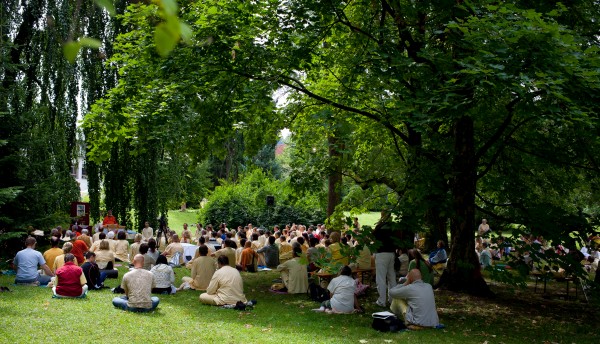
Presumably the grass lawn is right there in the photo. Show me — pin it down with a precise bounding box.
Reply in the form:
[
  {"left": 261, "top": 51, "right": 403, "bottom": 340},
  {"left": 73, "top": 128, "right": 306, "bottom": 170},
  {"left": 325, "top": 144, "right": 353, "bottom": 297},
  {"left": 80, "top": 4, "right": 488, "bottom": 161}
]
[
  {"left": 345, "top": 212, "right": 382, "bottom": 228},
  {"left": 0, "top": 265, "right": 597, "bottom": 344},
  {"left": 166, "top": 209, "right": 201, "bottom": 236}
]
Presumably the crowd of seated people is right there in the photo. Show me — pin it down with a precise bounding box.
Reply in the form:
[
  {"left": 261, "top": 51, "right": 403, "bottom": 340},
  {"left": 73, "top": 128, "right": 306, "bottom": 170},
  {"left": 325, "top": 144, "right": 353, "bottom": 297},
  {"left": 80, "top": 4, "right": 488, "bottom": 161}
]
[{"left": 14, "top": 214, "right": 450, "bottom": 324}]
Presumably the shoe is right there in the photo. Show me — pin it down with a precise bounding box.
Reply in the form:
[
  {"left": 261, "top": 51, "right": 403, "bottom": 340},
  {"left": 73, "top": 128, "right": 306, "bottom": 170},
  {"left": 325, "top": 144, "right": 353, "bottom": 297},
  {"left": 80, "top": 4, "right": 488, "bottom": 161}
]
[
  {"left": 375, "top": 300, "right": 386, "bottom": 307},
  {"left": 312, "top": 307, "right": 325, "bottom": 312}
]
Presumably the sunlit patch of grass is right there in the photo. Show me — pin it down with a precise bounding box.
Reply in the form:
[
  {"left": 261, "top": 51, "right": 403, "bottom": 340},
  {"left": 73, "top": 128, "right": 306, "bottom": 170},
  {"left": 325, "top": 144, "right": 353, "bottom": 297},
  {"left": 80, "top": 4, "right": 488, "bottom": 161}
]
[{"left": 0, "top": 265, "right": 597, "bottom": 343}]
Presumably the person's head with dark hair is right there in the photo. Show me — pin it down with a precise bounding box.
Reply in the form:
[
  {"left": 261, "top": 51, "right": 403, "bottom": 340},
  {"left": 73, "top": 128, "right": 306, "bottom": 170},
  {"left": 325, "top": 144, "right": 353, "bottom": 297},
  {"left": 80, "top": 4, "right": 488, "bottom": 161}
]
[
  {"left": 437, "top": 240, "right": 445, "bottom": 249},
  {"left": 302, "top": 232, "right": 309, "bottom": 240},
  {"left": 117, "top": 231, "right": 126, "bottom": 240},
  {"left": 292, "top": 243, "right": 302, "bottom": 257},
  {"left": 51, "top": 228, "right": 59, "bottom": 237},
  {"left": 156, "top": 255, "right": 168, "bottom": 265},
  {"left": 64, "top": 253, "right": 75, "bottom": 263},
  {"left": 139, "top": 243, "right": 149, "bottom": 255},
  {"left": 258, "top": 229, "right": 265, "bottom": 236},
  {"left": 99, "top": 232, "right": 106, "bottom": 240},
  {"left": 244, "top": 241, "right": 252, "bottom": 248},
  {"left": 240, "top": 238, "right": 247, "bottom": 248},
  {"left": 50, "top": 236, "right": 60, "bottom": 248},
  {"left": 217, "top": 255, "right": 229, "bottom": 267},
  {"left": 85, "top": 251, "right": 96, "bottom": 260},
  {"left": 199, "top": 236, "right": 206, "bottom": 245},
  {"left": 279, "top": 236, "right": 287, "bottom": 243},
  {"left": 70, "top": 231, "right": 77, "bottom": 240},
  {"left": 340, "top": 265, "right": 352, "bottom": 276},
  {"left": 482, "top": 242, "right": 488, "bottom": 248},
  {"left": 268, "top": 236, "right": 276, "bottom": 245},
  {"left": 226, "top": 232, "right": 233, "bottom": 239},
  {"left": 252, "top": 233, "right": 259, "bottom": 241},
  {"left": 309, "top": 237, "right": 319, "bottom": 247},
  {"left": 198, "top": 245, "right": 209, "bottom": 256},
  {"left": 225, "top": 239, "right": 237, "bottom": 249},
  {"left": 148, "top": 238, "right": 157, "bottom": 251},
  {"left": 330, "top": 232, "right": 340, "bottom": 243},
  {"left": 211, "top": 231, "right": 218, "bottom": 238},
  {"left": 341, "top": 237, "right": 348, "bottom": 245},
  {"left": 297, "top": 236, "right": 305, "bottom": 246},
  {"left": 324, "top": 239, "right": 331, "bottom": 247}
]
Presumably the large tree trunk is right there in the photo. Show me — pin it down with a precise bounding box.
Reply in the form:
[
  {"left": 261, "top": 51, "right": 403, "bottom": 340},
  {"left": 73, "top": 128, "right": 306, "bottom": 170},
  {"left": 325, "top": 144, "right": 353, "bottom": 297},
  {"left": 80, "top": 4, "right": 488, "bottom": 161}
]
[
  {"left": 327, "top": 135, "right": 342, "bottom": 217},
  {"left": 438, "top": 116, "right": 492, "bottom": 296}
]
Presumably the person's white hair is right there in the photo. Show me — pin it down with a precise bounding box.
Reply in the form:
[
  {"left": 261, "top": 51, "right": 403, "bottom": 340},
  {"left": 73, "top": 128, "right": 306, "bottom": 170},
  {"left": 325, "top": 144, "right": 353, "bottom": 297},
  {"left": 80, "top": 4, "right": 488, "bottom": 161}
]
[
  {"left": 107, "top": 231, "right": 115, "bottom": 239},
  {"left": 81, "top": 228, "right": 89, "bottom": 234}
]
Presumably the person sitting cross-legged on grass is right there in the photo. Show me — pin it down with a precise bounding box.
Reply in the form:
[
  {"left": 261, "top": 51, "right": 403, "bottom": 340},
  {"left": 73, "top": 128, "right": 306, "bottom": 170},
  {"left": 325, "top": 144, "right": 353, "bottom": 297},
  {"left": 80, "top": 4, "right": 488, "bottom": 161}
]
[
  {"left": 200, "top": 255, "right": 247, "bottom": 306},
  {"left": 150, "top": 255, "right": 176, "bottom": 294},
  {"left": 177, "top": 245, "right": 215, "bottom": 291},
  {"left": 276, "top": 244, "right": 308, "bottom": 294},
  {"left": 112, "top": 254, "right": 159, "bottom": 312},
  {"left": 14, "top": 237, "right": 54, "bottom": 286},
  {"left": 313, "top": 265, "right": 360, "bottom": 314},
  {"left": 389, "top": 269, "right": 440, "bottom": 328},
  {"left": 81, "top": 251, "right": 107, "bottom": 290},
  {"left": 53, "top": 253, "right": 88, "bottom": 298}
]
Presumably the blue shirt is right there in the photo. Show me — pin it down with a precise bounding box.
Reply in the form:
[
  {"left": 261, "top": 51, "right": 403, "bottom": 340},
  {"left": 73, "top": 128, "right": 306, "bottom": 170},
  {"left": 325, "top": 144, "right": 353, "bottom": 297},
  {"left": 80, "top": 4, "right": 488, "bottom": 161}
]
[{"left": 14, "top": 248, "right": 45, "bottom": 281}]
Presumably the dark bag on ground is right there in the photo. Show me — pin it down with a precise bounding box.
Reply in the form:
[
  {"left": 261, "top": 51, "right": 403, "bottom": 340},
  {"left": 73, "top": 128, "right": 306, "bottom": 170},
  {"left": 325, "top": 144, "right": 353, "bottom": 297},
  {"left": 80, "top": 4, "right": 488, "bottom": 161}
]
[
  {"left": 371, "top": 313, "right": 406, "bottom": 332},
  {"left": 308, "top": 282, "right": 329, "bottom": 302}
]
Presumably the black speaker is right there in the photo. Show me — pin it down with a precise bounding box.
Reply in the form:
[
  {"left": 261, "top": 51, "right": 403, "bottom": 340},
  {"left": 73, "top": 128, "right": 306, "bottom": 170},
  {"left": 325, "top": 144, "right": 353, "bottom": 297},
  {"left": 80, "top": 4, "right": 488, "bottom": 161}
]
[{"left": 266, "top": 195, "right": 275, "bottom": 206}]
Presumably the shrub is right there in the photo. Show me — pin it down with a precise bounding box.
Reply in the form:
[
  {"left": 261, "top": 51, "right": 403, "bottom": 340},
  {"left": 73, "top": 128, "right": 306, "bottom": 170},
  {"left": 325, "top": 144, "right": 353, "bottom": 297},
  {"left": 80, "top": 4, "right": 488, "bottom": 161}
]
[{"left": 199, "top": 169, "right": 325, "bottom": 228}]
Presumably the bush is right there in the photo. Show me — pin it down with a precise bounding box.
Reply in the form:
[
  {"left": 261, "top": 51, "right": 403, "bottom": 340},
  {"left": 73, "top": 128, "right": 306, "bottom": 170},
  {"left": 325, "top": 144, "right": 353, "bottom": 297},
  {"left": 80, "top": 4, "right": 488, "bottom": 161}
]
[{"left": 199, "top": 169, "right": 325, "bottom": 228}]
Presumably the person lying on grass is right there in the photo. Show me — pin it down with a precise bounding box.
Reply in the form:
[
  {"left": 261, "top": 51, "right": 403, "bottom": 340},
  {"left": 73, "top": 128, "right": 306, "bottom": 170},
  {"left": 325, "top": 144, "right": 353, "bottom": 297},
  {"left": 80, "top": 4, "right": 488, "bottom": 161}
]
[
  {"left": 313, "top": 265, "right": 362, "bottom": 314},
  {"left": 389, "top": 268, "right": 440, "bottom": 328},
  {"left": 200, "top": 255, "right": 247, "bottom": 306},
  {"left": 112, "top": 254, "right": 159, "bottom": 312}
]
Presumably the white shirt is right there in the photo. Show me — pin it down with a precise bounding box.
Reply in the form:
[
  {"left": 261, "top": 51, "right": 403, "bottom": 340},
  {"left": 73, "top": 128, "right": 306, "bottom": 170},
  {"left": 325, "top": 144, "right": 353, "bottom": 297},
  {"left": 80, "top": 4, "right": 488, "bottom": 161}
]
[{"left": 327, "top": 275, "right": 356, "bottom": 313}]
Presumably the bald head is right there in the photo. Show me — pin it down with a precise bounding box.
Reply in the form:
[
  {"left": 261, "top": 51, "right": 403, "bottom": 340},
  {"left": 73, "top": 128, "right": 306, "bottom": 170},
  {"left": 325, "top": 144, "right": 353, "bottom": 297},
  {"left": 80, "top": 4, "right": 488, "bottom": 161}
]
[
  {"left": 407, "top": 269, "right": 422, "bottom": 284},
  {"left": 132, "top": 254, "right": 145, "bottom": 268}
]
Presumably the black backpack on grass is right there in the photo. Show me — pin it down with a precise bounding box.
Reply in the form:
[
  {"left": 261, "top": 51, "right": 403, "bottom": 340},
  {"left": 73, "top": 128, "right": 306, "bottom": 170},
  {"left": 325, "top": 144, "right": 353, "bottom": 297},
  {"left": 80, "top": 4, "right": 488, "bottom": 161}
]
[{"left": 308, "top": 282, "right": 329, "bottom": 302}]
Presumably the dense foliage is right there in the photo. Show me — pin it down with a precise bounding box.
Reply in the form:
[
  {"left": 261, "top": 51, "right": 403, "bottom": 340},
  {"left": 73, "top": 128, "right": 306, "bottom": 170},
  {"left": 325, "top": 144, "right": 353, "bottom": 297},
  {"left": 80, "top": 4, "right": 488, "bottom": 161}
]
[{"left": 199, "top": 169, "right": 326, "bottom": 228}]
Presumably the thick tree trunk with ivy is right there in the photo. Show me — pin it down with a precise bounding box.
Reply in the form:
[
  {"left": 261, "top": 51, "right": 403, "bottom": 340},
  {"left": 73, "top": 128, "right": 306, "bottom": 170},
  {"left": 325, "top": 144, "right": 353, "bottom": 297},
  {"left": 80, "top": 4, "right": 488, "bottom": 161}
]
[{"left": 439, "top": 116, "right": 491, "bottom": 296}]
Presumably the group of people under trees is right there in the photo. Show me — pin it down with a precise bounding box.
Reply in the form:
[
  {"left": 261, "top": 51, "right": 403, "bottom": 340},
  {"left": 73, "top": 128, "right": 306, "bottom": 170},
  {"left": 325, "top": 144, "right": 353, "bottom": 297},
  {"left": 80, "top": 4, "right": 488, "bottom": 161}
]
[
  {"left": 11, "top": 212, "right": 449, "bottom": 328},
  {"left": 475, "top": 219, "right": 599, "bottom": 285}
]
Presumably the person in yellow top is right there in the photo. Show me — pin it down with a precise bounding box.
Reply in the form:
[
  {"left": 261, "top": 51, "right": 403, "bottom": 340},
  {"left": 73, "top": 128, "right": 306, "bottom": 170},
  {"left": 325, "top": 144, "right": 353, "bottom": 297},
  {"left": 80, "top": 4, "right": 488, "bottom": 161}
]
[
  {"left": 114, "top": 231, "right": 130, "bottom": 263},
  {"left": 212, "top": 239, "right": 237, "bottom": 269},
  {"left": 276, "top": 244, "right": 309, "bottom": 294},
  {"left": 328, "top": 232, "right": 349, "bottom": 265},
  {"left": 129, "top": 234, "right": 142, "bottom": 258},
  {"left": 178, "top": 245, "right": 216, "bottom": 291},
  {"left": 200, "top": 256, "right": 247, "bottom": 306},
  {"left": 278, "top": 236, "right": 293, "bottom": 263},
  {"left": 53, "top": 242, "right": 79, "bottom": 273},
  {"left": 43, "top": 237, "right": 63, "bottom": 272},
  {"left": 162, "top": 234, "right": 184, "bottom": 266}
]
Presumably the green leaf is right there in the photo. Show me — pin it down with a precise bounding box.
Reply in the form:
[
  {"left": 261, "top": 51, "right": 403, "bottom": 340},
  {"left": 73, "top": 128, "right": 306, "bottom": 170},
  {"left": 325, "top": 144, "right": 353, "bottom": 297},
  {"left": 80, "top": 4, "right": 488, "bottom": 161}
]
[
  {"left": 95, "top": 0, "right": 116, "bottom": 17},
  {"left": 207, "top": 6, "right": 219, "bottom": 15},
  {"left": 160, "top": 0, "right": 179, "bottom": 16},
  {"left": 63, "top": 41, "right": 81, "bottom": 63},
  {"left": 79, "top": 37, "right": 102, "bottom": 49},
  {"left": 179, "top": 22, "right": 192, "bottom": 43},
  {"left": 154, "top": 23, "right": 178, "bottom": 57}
]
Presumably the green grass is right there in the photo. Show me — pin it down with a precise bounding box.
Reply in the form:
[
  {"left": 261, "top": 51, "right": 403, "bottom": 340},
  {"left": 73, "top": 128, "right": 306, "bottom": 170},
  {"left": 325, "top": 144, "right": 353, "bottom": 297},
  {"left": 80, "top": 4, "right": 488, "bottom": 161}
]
[
  {"left": 166, "top": 209, "right": 200, "bottom": 236},
  {"left": 345, "top": 212, "right": 382, "bottom": 228},
  {"left": 0, "top": 265, "right": 597, "bottom": 344}
]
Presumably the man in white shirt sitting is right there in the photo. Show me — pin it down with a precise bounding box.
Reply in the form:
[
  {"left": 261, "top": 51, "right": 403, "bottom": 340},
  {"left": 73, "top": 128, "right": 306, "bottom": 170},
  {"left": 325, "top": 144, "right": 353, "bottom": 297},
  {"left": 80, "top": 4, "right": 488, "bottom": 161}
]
[{"left": 389, "top": 269, "right": 440, "bottom": 328}]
